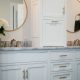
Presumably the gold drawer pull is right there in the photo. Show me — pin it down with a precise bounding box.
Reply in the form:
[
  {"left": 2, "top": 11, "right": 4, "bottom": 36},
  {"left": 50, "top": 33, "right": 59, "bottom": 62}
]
[
  {"left": 26, "top": 70, "right": 28, "bottom": 79},
  {"left": 60, "top": 55, "right": 67, "bottom": 57},
  {"left": 59, "top": 66, "right": 67, "bottom": 68},
  {"left": 23, "top": 70, "right": 25, "bottom": 80},
  {"left": 59, "top": 76, "right": 67, "bottom": 79}
]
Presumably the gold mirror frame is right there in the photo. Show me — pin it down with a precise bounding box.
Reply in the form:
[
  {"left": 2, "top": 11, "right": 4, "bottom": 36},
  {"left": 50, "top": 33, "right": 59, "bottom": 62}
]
[
  {"left": 67, "top": 13, "right": 80, "bottom": 33},
  {"left": 5, "top": 0, "right": 28, "bottom": 32},
  {"left": 77, "top": 0, "right": 80, "bottom": 3}
]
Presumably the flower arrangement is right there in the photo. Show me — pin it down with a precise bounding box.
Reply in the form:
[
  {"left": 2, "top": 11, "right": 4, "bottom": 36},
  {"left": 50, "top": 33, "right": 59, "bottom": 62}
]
[
  {"left": 0, "top": 26, "right": 5, "bottom": 36},
  {"left": 0, "top": 19, "right": 9, "bottom": 36}
]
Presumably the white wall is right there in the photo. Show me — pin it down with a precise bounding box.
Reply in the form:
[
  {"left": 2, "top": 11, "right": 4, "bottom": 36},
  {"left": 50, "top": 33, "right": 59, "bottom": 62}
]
[
  {"left": 66, "top": 0, "right": 80, "bottom": 41},
  {"left": 0, "top": 0, "right": 32, "bottom": 41}
]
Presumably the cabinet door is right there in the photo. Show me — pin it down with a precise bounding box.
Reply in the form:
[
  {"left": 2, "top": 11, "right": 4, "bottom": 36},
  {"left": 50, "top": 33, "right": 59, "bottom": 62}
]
[
  {"left": 42, "top": 0, "right": 65, "bottom": 17},
  {"left": 0, "top": 65, "right": 25, "bottom": 80},
  {"left": 26, "top": 64, "right": 48, "bottom": 80},
  {"left": 41, "top": 20, "right": 66, "bottom": 47}
]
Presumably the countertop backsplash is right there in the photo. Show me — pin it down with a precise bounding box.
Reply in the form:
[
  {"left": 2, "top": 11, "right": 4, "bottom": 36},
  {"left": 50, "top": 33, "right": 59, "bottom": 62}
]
[
  {"left": 0, "top": 39, "right": 32, "bottom": 47},
  {"left": 1, "top": 39, "right": 80, "bottom": 48},
  {"left": 67, "top": 39, "right": 80, "bottom": 46}
]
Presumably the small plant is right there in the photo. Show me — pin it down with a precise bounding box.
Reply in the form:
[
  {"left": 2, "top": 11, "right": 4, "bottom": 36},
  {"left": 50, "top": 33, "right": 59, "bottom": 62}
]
[
  {"left": 0, "top": 19, "right": 9, "bottom": 36},
  {"left": 0, "top": 26, "right": 5, "bottom": 36}
]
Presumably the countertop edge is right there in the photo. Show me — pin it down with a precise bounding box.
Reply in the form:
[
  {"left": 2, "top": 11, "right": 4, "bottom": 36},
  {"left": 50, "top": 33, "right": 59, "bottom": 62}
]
[{"left": 0, "top": 47, "right": 80, "bottom": 51}]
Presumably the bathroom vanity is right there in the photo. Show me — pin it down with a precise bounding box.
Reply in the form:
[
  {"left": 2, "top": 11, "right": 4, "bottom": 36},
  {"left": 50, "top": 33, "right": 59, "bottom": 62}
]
[{"left": 0, "top": 47, "right": 80, "bottom": 80}]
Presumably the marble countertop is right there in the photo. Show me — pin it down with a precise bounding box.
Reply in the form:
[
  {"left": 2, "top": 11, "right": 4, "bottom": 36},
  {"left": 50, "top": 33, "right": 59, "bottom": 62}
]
[{"left": 0, "top": 47, "right": 80, "bottom": 51}]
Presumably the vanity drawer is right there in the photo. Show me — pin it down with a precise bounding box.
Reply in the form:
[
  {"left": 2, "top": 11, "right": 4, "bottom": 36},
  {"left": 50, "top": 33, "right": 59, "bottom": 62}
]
[
  {"left": 75, "top": 52, "right": 80, "bottom": 60},
  {"left": 0, "top": 51, "right": 48, "bottom": 64},
  {"left": 50, "top": 62, "right": 72, "bottom": 72},
  {"left": 50, "top": 52, "right": 73, "bottom": 61},
  {"left": 51, "top": 72, "right": 72, "bottom": 80}
]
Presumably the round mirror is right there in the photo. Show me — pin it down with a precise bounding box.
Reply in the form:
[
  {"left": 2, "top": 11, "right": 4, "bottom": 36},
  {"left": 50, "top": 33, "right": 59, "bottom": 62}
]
[
  {"left": 0, "top": 0, "right": 28, "bottom": 32},
  {"left": 67, "top": 13, "right": 80, "bottom": 33}
]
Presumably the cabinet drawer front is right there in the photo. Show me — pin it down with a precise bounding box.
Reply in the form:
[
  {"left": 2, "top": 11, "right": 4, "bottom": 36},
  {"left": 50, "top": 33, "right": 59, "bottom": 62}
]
[
  {"left": 43, "top": 18, "right": 64, "bottom": 24},
  {"left": 51, "top": 73, "right": 72, "bottom": 80},
  {"left": 0, "top": 52, "right": 48, "bottom": 64},
  {"left": 75, "top": 52, "right": 80, "bottom": 60},
  {"left": 50, "top": 62, "right": 72, "bottom": 72},
  {"left": 50, "top": 52, "right": 73, "bottom": 61},
  {"left": 0, "top": 66, "right": 22, "bottom": 71}
]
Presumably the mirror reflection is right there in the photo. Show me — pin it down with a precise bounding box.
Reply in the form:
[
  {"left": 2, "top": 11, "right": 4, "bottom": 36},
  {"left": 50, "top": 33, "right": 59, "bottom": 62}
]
[
  {"left": 0, "top": 0, "right": 27, "bottom": 31},
  {"left": 67, "top": 13, "right": 80, "bottom": 33}
]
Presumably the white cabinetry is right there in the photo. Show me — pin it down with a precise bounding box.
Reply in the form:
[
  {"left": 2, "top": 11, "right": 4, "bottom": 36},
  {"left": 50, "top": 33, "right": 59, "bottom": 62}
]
[
  {"left": 49, "top": 51, "right": 74, "bottom": 80},
  {"left": 0, "top": 51, "right": 48, "bottom": 80},
  {"left": 0, "top": 63, "right": 47, "bottom": 80},
  {"left": 27, "top": 63, "right": 47, "bottom": 80},
  {"left": 76, "top": 61, "right": 80, "bottom": 80},
  {"left": 75, "top": 52, "right": 80, "bottom": 80},
  {"left": 0, "top": 49, "right": 79, "bottom": 80},
  {"left": 41, "top": 19, "right": 66, "bottom": 47},
  {"left": 0, "top": 65, "right": 24, "bottom": 80},
  {"left": 51, "top": 72, "right": 72, "bottom": 80},
  {"left": 31, "top": 0, "right": 42, "bottom": 47},
  {"left": 42, "top": 0, "right": 65, "bottom": 17},
  {"left": 31, "top": 0, "right": 66, "bottom": 47}
]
